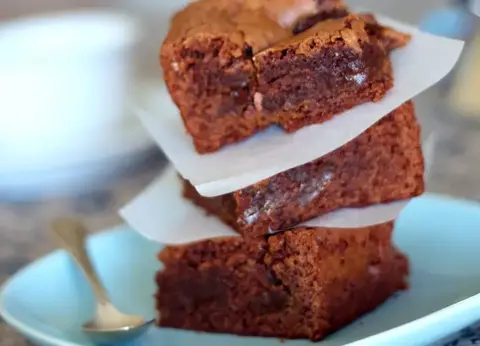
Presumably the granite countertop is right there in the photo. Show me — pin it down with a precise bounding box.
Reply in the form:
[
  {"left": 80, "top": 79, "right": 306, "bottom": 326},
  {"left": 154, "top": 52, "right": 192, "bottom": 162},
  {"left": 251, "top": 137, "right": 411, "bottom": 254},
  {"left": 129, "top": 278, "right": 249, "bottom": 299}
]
[{"left": 2, "top": 86, "right": 480, "bottom": 345}]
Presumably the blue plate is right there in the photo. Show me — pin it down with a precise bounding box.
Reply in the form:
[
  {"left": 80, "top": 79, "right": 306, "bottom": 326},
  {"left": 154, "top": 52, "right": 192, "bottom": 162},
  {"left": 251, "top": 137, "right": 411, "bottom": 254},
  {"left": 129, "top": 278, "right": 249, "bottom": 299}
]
[{"left": 2, "top": 194, "right": 480, "bottom": 346}]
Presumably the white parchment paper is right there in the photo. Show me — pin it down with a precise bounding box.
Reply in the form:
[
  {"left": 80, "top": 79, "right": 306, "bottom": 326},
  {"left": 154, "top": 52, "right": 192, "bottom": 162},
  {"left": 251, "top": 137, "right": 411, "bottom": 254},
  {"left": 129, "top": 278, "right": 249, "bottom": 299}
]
[
  {"left": 120, "top": 135, "right": 434, "bottom": 244},
  {"left": 134, "top": 14, "right": 462, "bottom": 198},
  {"left": 119, "top": 167, "right": 415, "bottom": 244}
]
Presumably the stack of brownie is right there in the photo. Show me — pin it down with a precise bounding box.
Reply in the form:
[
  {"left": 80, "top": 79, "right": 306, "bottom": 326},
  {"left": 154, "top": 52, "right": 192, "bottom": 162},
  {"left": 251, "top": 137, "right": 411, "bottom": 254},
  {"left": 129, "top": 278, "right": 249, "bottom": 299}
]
[{"left": 155, "top": 0, "right": 425, "bottom": 341}]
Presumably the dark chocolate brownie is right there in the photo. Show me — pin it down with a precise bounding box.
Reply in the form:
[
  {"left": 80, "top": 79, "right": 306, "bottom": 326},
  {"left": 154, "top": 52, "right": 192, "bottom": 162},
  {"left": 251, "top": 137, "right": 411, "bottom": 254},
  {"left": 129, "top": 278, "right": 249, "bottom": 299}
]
[
  {"left": 157, "top": 222, "right": 408, "bottom": 341},
  {"left": 292, "top": 6, "right": 349, "bottom": 34},
  {"left": 253, "top": 15, "right": 393, "bottom": 132},
  {"left": 294, "top": 12, "right": 412, "bottom": 51},
  {"left": 161, "top": 0, "right": 342, "bottom": 154},
  {"left": 259, "top": 0, "right": 346, "bottom": 29},
  {"left": 183, "top": 101, "right": 424, "bottom": 238},
  {"left": 359, "top": 13, "right": 412, "bottom": 52},
  {"left": 161, "top": 0, "right": 408, "bottom": 153}
]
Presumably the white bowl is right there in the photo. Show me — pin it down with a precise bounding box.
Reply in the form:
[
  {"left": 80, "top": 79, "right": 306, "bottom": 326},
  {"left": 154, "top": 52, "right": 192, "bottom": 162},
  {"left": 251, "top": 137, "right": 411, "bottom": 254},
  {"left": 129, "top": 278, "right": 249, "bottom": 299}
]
[
  {"left": 0, "top": 10, "right": 160, "bottom": 197},
  {"left": 0, "top": 10, "right": 141, "bottom": 174}
]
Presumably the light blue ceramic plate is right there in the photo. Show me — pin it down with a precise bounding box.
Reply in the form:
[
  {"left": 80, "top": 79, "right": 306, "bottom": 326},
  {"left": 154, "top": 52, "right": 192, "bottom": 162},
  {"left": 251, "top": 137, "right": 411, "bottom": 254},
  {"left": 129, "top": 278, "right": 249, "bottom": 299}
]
[{"left": 2, "top": 194, "right": 480, "bottom": 346}]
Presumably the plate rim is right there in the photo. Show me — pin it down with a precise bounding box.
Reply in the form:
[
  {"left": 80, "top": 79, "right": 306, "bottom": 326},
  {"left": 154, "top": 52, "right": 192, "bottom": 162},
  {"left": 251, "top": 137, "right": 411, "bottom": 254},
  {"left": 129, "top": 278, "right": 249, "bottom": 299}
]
[{"left": 2, "top": 196, "right": 480, "bottom": 346}]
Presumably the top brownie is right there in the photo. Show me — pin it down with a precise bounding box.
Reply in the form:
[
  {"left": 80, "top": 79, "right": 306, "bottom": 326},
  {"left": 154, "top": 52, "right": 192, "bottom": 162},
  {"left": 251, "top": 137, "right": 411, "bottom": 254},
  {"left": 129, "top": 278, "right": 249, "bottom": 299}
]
[
  {"left": 359, "top": 13, "right": 412, "bottom": 51},
  {"left": 253, "top": 15, "right": 393, "bottom": 132},
  {"left": 161, "top": 0, "right": 408, "bottom": 153}
]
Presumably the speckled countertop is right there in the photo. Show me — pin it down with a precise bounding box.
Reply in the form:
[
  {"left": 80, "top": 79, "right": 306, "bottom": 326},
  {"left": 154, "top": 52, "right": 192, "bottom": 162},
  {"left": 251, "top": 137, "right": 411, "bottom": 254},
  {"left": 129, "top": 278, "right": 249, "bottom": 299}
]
[{"left": 2, "top": 85, "right": 480, "bottom": 346}]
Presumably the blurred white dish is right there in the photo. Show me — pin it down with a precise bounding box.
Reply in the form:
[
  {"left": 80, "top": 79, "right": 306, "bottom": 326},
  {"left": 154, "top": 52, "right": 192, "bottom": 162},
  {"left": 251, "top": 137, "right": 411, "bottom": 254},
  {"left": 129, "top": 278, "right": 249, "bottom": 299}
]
[
  {"left": 0, "top": 10, "right": 156, "bottom": 198},
  {"left": 0, "top": 110, "right": 156, "bottom": 199}
]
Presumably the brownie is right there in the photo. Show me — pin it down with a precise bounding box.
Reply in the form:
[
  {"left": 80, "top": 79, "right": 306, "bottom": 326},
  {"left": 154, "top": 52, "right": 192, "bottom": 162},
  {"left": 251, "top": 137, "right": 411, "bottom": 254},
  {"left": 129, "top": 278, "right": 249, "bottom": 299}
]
[
  {"left": 161, "top": 0, "right": 343, "bottom": 154},
  {"left": 161, "top": 0, "right": 408, "bottom": 153},
  {"left": 253, "top": 15, "right": 393, "bottom": 132},
  {"left": 156, "top": 222, "right": 408, "bottom": 341},
  {"left": 261, "top": 0, "right": 346, "bottom": 29},
  {"left": 183, "top": 101, "right": 424, "bottom": 238},
  {"left": 292, "top": 6, "right": 349, "bottom": 34},
  {"left": 294, "top": 12, "right": 412, "bottom": 51},
  {"left": 359, "top": 13, "right": 412, "bottom": 52}
]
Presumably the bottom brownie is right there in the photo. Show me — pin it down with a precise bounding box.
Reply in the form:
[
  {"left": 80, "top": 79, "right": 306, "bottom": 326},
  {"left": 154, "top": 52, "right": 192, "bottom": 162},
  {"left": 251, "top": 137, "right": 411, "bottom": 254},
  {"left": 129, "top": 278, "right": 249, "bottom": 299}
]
[{"left": 156, "top": 222, "right": 408, "bottom": 341}]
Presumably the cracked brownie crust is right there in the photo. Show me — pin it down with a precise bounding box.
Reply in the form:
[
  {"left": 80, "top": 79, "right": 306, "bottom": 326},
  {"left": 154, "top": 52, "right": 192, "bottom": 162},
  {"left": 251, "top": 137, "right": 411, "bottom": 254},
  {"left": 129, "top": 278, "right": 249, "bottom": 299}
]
[
  {"left": 161, "top": 0, "right": 408, "bottom": 153},
  {"left": 183, "top": 101, "right": 424, "bottom": 238},
  {"left": 359, "top": 13, "right": 412, "bottom": 52},
  {"left": 156, "top": 222, "right": 408, "bottom": 341}
]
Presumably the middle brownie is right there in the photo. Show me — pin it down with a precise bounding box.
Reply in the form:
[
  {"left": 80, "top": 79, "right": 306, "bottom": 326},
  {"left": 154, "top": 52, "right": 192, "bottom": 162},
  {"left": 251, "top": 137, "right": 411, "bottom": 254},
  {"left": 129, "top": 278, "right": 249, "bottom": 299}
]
[{"left": 183, "top": 101, "right": 424, "bottom": 238}]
